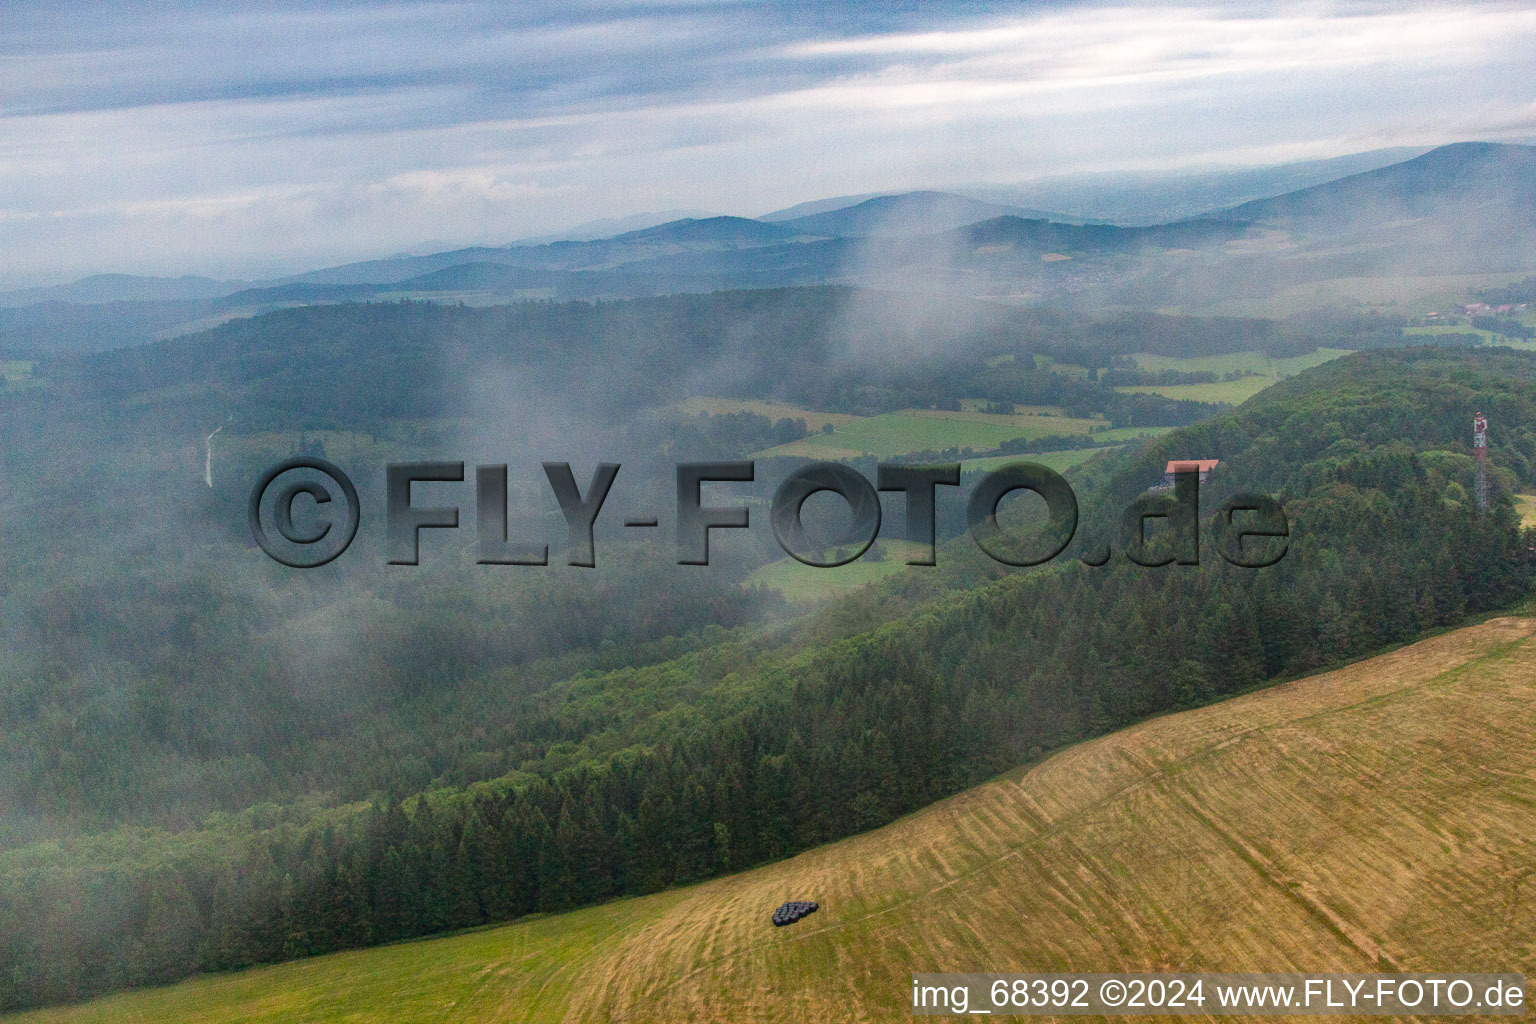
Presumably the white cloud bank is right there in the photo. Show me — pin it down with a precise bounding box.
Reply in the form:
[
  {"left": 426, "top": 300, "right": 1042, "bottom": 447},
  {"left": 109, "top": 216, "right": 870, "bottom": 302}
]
[{"left": 1, "top": 1, "right": 1534, "bottom": 286}]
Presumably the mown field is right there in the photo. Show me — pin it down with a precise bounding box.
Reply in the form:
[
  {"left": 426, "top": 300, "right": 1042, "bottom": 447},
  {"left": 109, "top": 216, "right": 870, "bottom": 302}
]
[
  {"left": 19, "top": 616, "right": 1535, "bottom": 1023},
  {"left": 1092, "top": 425, "right": 1177, "bottom": 442},
  {"left": 1129, "top": 347, "right": 1351, "bottom": 378},
  {"left": 1113, "top": 377, "right": 1276, "bottom": 404},
  {"left": 754, "top": 409, "right": 1098, "bottom": 460},
  {"left": 1111, "top": 348, "right": 1353, "bottom": 404},
  {"left": 1404, "top": 325, "right": 1500, "bottom": 343}
]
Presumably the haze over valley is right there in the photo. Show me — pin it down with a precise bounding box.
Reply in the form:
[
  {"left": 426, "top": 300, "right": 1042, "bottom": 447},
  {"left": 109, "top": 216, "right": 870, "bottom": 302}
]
[{"left": 3, "top": 4, "right": 1535, "bottom": 1021}]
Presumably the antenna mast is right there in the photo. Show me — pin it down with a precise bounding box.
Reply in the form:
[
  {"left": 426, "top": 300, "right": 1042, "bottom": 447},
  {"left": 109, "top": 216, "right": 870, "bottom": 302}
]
[
  {"left": 1473, "top": 412, "right": 1489, "bottom": 511},
  {"left": 205, "top": 424, "right": 223, "bottom": 489}
]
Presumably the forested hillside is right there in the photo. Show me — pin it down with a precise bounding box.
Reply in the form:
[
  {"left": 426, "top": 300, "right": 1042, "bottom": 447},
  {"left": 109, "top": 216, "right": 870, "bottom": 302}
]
[
  {"left": 1, "top": 346, "right": 1531, "bottom": 1010},
  {"left": 12, "top": 615, "right": 1531, "bottom": 1024},
  {"left": 11, "top": 1, "right": 1536, "bottom": 1016}
]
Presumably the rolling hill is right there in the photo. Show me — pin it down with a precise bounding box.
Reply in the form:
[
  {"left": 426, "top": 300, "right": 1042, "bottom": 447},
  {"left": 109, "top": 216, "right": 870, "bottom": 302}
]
[
  {"left": 12, "top": 615, "right": 1534, "bottom": 1023},
  {"left": 1187, "top": 142, "right": 1536, "bottom": 283},
  {"left": 609, "top": 216, "right": 803, "bottom": 246},
  {"left": 6, "top": 143, "right": 1536, "bottom": 352},
  {"left": 960, "top": 146, "right": 1433, "bottom": 225},
  {"left": 1213, "top": 142, "right": 1536, "bottom": 232},
  {"left": 953, "top": 214, "right": 1246, "bottom": 255},
  {"left": 772, "top": 191, "right": 1067, "bottom": 237},
  {"left": 0, "top": 275, "right": 244, "bottom": 308}
]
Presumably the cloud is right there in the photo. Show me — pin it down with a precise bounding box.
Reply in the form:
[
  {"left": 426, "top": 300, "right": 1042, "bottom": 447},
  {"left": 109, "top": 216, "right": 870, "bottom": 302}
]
[{"left": 2, "top": 1, "right": 1534, "bottom": 286}]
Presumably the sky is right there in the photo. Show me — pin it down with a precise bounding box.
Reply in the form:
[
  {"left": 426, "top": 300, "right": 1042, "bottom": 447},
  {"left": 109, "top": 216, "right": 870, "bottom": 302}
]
[{"left": 2, "top": 0, "right": 1535, "bottom": 287}]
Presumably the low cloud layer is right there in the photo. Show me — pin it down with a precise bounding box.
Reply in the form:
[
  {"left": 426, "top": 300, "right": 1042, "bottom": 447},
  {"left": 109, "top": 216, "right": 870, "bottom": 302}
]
[{"left": 3, "top": 1, "right": 1535, "bottom": 286}]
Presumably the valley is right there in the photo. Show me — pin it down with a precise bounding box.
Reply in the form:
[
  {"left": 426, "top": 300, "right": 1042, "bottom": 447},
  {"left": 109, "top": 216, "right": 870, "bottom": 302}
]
[
  {"left": 10, "top": 8, "right": 1536, "bottom": 1021},
  {"left": 3, "top": 140, "right": 1536, "bottom": 1021}
]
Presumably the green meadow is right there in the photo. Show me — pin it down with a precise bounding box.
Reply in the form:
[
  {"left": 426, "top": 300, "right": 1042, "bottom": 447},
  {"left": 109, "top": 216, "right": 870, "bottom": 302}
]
[
  {"left": 1113, "top": 377, "right": 1275, "bottom": 404},
  {"left": 754, "top": 409, "right": 1098, "bottom": 460},
  {"left": 1129, "top": 347, "right": 1351, "bottom": 377},
  {"left": 745, "top": 540, "right": 928, "bottom": 602}
]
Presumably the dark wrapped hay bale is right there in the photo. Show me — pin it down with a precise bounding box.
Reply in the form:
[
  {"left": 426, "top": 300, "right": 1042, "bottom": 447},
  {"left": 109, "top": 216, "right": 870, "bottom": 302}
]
[{"left": 771, "top": 900, "right": 819, "bottom": 927}]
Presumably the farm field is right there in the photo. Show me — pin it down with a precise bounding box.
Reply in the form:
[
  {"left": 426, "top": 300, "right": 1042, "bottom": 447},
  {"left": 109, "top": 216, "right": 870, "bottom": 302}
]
[
  {"left": 1111, "top": 348, "right": 1353, "bottom": 405},
  {"left": 754, "top": 410, "right": 1096, "bottom": 460},
  {"left": 901, "top": 408, "right": 1099, "bottom": 431},
  {"left": 1404, "top": 325, "right": 1499, "bottom": 342},
  {"left": 1129, "top": 347, "right": 1351, "bottom": 378},
  {"left": 664, "top": 397, "right": 860, "bottom": 433},
  {"left": 17, "top": 615, "right": 1535, "bottom": 1024},
  {"left": 1498, "top": 338, "right": 1536, "bottom": 352},
  {"left": 1091, "top": 425, "right": 1177, "bottom": 442},
  {"left": 1113, "top": 377, "right": 1275, "bottom": 404}
]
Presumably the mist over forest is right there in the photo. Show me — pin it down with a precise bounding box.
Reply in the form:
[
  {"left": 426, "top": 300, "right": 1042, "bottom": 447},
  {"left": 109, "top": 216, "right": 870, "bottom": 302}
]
[{"left": 3, "top": 51, "right": 1536, "bottom": 1012}]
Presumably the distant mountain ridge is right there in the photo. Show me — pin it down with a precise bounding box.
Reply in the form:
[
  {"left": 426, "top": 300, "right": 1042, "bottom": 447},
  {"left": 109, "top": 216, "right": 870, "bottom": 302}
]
[
  {"left": 0, "top": 273, "right": 244, "bottom": 308},
  {"left": 969, "top": 145, "right": 1435, "bottom": 225},
  {"left": 772, "top": 191, "right": 1074, "bottom": 236},
  {"left": 611, "top": 216, "right": 802, "bottom": 244},
  {"left": 510, "top": 209, "right": 720, "bottom": 244},
  {"left": 1211, "top": 141, "right": 1536, "bottom": 228},
  {"left": 5, "top": 142, "right": 1535, "bottom": 350}
]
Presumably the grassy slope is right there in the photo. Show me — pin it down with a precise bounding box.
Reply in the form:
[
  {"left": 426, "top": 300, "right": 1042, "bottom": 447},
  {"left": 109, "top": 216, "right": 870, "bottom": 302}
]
[
  {"left": 744, "top": 540, "right": 925, "bottom": 603},
  {"left": 17, "top": 617, "right": 1536, "bottom": 1023},
  {"left": 1517, "top": 493, "right": 1536, "bottom": 529},
  {"left": 1113, "top": 349, "right": 1354, "bottom": 405},
  {"left": 1130, "top": 348, "right": 1352, "bottom": 377},
  {"left": 747, "top": 444, "right": 1130, "bottom": 601},
  {"left": 1113, "top": 378, "right": 1278, "bottom": 405}
]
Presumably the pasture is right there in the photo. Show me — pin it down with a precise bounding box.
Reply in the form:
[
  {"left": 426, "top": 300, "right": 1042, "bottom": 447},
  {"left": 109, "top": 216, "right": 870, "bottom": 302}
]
[
  {"left": 1113, "top": 377, "right": 1275, "bottom": 405},
  {"left": 754, "top": 410, "right": 1097, "bottom": 460}
]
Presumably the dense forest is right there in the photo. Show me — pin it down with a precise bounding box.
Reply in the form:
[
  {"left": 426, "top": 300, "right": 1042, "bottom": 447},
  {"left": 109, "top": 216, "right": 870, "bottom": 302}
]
[
  {"left": 21, "top": 289, "right": 1426, "bottom": 432},
  {"left": 1, "top": 344, "right": 1532, "bottom": 1009}
]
